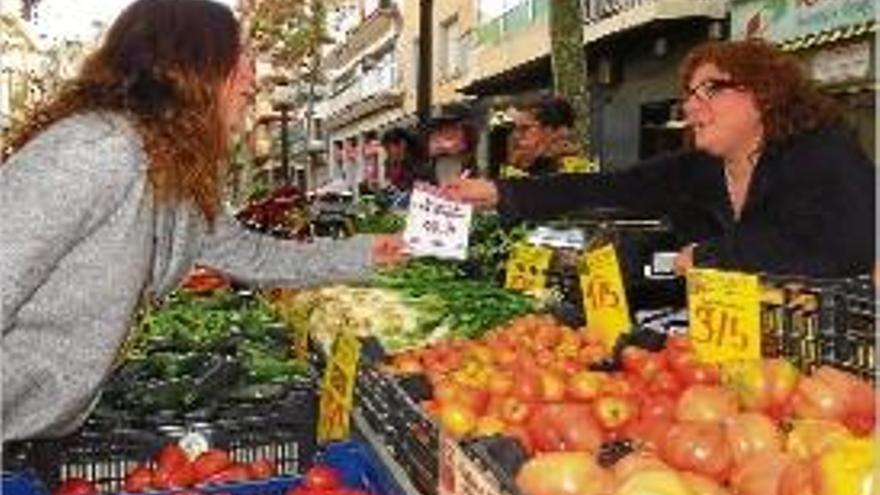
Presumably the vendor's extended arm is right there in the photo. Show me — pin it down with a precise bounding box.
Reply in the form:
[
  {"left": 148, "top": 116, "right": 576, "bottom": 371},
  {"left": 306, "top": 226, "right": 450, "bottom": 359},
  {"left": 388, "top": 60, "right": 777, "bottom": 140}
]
[{"left": 495, "top": 152, "right": 698, "bottom": 221}]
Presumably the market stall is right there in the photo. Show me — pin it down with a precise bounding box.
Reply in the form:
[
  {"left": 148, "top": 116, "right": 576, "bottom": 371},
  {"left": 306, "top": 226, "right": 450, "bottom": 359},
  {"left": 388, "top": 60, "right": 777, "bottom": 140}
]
[{"left": 3, "top": 192, "right": 876, "bottom": 495}]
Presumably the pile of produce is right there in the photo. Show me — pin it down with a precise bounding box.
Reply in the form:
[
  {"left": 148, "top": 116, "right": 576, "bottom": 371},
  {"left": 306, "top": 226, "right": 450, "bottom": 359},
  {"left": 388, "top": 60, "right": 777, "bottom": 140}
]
[
  {"left": 102, "top": 290, "right": 311, "bottom": 414},
  {"left": 385, "top": 314, "right": 610, "bottom": 441},
  {"left": 236, "top": 185, "right": 311, "bottom": 240},
  {"left": 372, "top": 260, "right": 539, "bottom": 339},
  {"left": 282, "top": 260, "right": 538, "bottom": 351},
  {"left": 399, "top": 327, "right": 877, "bottom": 495},
  {"left": 279, "top": 285, "right": 443, "bottom": 352}
]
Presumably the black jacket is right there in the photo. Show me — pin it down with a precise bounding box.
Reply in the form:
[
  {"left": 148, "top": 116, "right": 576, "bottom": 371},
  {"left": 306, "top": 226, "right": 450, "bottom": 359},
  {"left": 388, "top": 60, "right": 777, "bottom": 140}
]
[{"left": 497, "top": 127, "right": 875, "bottom": 278}]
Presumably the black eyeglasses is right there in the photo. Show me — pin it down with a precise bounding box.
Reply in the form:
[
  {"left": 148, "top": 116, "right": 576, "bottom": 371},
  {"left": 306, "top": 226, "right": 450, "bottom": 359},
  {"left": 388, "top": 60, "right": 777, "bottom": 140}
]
[{"left": 681, "top": 78, "right": 742, "bottom": 103}]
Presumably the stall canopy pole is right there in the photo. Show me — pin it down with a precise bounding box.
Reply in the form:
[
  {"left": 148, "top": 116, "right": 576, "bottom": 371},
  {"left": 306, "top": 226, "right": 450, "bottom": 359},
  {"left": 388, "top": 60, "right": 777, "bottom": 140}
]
[{"left": 416, "top": 0, "right": 433, "bottom": 175}]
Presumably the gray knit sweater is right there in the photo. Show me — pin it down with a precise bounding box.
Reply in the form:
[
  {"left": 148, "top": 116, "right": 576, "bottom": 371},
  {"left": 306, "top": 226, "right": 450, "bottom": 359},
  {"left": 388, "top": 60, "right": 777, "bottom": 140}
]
[{"left": 0, "top": 112, "right": 374, "bottom": 440}]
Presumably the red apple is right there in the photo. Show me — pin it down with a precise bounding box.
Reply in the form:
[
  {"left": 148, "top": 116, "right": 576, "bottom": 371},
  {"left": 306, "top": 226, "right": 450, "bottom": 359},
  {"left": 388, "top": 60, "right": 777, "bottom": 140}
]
[{"left": 566, "top": 371, "right": 604, "bottom": 402}]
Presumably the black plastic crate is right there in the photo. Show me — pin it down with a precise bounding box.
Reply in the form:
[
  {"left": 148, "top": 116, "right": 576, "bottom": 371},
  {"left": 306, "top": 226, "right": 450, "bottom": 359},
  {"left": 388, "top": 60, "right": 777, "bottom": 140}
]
[
  {"left": 356, "top": 368, "right": 438, "bottom": 495},
  {"left": 3, "top": 383, "right": 318, "bottom": 493},
  {"left": 760, "top": 276, "right": 876, "bottom": 382}
]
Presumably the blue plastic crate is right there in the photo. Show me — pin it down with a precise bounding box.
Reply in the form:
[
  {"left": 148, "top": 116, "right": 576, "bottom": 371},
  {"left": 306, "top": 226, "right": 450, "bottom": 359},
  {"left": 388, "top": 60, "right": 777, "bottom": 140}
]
[{"left": 3, "top": 441, "right": 400, "bottom": 495}]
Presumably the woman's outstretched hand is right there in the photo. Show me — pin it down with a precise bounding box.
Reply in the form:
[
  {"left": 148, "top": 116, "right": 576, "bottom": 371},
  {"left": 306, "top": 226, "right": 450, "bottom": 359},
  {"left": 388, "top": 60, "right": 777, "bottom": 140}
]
[{"left": 371, "top": 234, "right": 408, "bottom": 267}]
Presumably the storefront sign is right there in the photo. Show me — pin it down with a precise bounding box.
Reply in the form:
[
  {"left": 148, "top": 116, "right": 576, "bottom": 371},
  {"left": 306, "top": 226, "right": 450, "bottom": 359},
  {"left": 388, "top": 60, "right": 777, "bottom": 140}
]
[
  {"left": 504, "top": 242, "right": 554, "bottom": 292},
  {"left": 810, "top": 41, "right": 871, "bottom": 83},
  {"left": 580, "top": 243, "right": 632, "bottom": 349},
  {"left": 317, "top": 333, "right": 361, "bottom": 443},
  {"left": 731, "top": 0, "right": 875, "bottom": 42},
  {"left": 687, "top": 268, "right": 762, "bottom": 363},
  {"left": 404, "top": 183, "right": 473, "bottom": 260}
]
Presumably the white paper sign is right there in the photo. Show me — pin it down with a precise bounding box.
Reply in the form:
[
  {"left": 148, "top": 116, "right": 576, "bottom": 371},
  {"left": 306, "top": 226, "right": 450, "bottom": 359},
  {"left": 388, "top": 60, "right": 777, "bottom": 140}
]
[{"left": 403, "top": 183, "right": 473, "bottom": 260}]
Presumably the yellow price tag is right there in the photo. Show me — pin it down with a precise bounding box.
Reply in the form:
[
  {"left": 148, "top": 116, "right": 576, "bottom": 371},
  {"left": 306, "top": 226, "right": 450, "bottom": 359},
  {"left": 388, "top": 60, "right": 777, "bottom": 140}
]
[
  {"left": 580, "top": 244, "right": 632, "bottom": 349},
  {"left": 504, "top": 242, "right": 553, "bottom": 292},
  {"left": 687, "top": 268, "right": 761, "bottom": 363},
  {"left": 317, "top": 333, "right": 361, "bottom": 443}
]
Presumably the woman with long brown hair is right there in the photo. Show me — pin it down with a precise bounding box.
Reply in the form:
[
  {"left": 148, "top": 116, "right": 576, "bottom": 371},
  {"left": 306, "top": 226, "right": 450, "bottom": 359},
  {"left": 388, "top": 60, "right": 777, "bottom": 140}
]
[
  {"left": 1, "top": 0, "right": 404, "bottom": 440},
  {"left": 445, "top": 39, "right": 875, "bottom": 278}
]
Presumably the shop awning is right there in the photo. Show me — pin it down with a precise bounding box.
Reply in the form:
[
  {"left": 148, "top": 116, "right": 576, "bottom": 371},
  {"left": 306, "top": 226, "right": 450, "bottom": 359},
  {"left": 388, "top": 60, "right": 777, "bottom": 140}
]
[{"left": 778, "top": 20, "right": 877, "bottom": 52}]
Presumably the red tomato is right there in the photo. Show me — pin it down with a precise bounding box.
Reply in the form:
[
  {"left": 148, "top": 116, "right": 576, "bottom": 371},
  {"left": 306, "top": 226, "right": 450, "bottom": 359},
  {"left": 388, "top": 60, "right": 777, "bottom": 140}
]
[
  {"left": 205, "top": 464, "right": 250, "bottom": 485},
  {"left": 724, "top": 412, "right": 783, "bottom": 467},
  {"left": 152, "top": 462, "right": 195, "bottom": 489},
  {"left": 303, "top": 465, "right": 342, "bottom": 490},
  {"left": 156, "top": 444, "right": 189, "bottom": 472},
  {"left": 675, "top": 385, "right": 738, "bottom": 423},
  {"left": 676, "top": 363, "right": 720, "bottom": 386},
  {"left": 123, "top": 465, "right": 153, "bottom": 493},
  {"left": 730, "top": 451, "right": 795, "bottom": 495},
  {"left": 639, "top": 395, "right": 676, "bottom": 422},
  {"left": 247, "top": 459, "right": 276, "bottom": 479},
  {"left": 621, "top": 347, "right": 649, "bottom": 375},
  {"left": 660, "top": 421, "right": 733, "bottom": 481},
  {"left": 665, "top": 335, "right": 693, "bottom": 353},
  {"left": 527, "top": 403, "right": 603, "bottom": 452},
  {"left": 647, "top": 370, "right": 682, "bottom": 396},
  {"left": 53, "top": 478, "right": 98, "bottom": 495},
  {"left": 192, "top": 449, "right": 232, "bottom": 483}
]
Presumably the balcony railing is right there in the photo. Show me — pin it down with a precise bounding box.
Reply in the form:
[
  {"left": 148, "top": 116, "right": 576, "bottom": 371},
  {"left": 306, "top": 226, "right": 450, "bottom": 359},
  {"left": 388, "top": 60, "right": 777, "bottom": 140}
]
[
  {"left": 582, "top": 0, "right": 650, "bottom": 24},
  {"left": 325, "top": 61, "right": 398, "bottom": 118},
  {"left": 476, "top": 0, "right": 549, "bottom": 46}
]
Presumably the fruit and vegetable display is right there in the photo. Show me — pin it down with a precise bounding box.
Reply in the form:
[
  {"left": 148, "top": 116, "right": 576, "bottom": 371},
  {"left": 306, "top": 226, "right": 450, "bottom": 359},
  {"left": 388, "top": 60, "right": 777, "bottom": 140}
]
[
  {"left": 50, "top": 444, "right": 382, "bottom": 495},
  {"left": 279, "top": 260, "right": 538, "bottom": 351},
  {"left": 380, "top": 321, "right": 877, "bottom": 495},
  {"left": 100, "top": 290, "right": 312, "bottom": 414},
  {"left": 236, "top": 185, "right": 311, "bottom": 240}
]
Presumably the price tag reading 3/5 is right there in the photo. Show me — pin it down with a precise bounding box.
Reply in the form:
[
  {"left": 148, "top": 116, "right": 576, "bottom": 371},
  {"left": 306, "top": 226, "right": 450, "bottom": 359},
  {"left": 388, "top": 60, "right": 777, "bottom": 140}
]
[
  {"left": 687, "top": 268, "right": 761, "bottom": 363},
  {"left": 504, "top": 242, "right": 553, "bottom": 292},
  {"left": 581, "top": 244, "right": 632, "bottom": 349}
]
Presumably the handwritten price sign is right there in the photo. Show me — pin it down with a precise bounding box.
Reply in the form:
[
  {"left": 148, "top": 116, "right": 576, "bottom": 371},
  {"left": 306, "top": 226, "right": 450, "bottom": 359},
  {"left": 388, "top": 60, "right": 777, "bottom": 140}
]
[
  {"left": 504, "top": 242, "right": 553, "bottom": 292},
  {"left": 687, "top": 268, "right": 761, "bottom": 363},
  {"left": 580, "top": 244, "right": 631, "bottom": 349},
  {"left": 403, "top": 183, "right": 473, "bottom": 260},
  {"left": 317, "top": 333, "right": 361, "bottom": 443}
]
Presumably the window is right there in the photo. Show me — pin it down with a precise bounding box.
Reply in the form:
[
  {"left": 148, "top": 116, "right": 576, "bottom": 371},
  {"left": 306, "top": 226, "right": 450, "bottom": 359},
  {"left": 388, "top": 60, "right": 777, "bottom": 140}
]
[{"left": 438, "top": 16, "right": 461, "bottom": 80}]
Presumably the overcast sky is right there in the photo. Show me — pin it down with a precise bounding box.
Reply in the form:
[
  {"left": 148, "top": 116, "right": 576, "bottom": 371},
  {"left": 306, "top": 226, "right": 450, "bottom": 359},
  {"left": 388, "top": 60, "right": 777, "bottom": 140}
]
[{"left": 31, "top": 0, "right": 237, "bottom": 45}]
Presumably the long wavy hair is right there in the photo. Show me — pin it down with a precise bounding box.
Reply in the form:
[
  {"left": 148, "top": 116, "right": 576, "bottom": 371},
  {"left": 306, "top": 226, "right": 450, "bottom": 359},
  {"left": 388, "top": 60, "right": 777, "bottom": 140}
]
[
  {"left": 680, "top": 39, "right": 841, "bottom": 149},
  {"left": 3, "top": 0, "right": 241, "bottom": 223}
]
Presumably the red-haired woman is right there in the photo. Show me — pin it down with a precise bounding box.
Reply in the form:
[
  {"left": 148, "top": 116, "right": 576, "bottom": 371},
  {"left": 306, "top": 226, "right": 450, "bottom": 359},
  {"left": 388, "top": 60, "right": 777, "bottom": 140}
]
[{"left": 446, "top": 40, "right": 874, "bottom": 278}]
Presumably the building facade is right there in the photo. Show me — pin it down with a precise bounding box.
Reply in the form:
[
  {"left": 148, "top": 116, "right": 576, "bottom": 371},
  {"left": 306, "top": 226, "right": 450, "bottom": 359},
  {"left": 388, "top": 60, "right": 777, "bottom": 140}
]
[{"left": 321, "top": 0, "right": 406, "bottom": 192}]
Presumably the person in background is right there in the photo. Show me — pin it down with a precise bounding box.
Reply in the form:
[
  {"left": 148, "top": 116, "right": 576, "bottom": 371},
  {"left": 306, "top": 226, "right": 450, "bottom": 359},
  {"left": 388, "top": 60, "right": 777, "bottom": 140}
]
[
  {"left": 504, "top": 95, "right": 592, "bottom": 178},
  {"left": 0, "top": 0, "right": 405, "bottom": 440},
  {"left": 445, "top": 39, "right": 875, "bottom": 278},
  {"left": 380, "top": 127, "right": 420, "bottom": 192}
]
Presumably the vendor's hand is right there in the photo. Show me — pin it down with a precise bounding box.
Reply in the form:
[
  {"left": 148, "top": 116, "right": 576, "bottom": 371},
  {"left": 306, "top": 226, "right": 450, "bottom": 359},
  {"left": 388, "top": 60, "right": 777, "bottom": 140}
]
[
  {"left": 674, "top": 244, "right": 695, "bottom": 276},
  {"left": 442, "top": 178, "right": 499, "bottom": 209},
  {"left": 371, "top": 234, "right": 408, "bottom": 267}
]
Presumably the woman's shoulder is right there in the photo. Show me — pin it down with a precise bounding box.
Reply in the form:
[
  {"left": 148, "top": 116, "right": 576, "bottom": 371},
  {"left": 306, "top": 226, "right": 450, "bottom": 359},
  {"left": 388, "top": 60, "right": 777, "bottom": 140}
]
[
  {"left": 17, "top": 111, "right": 147, "bottom": 173},
  {"left": 776, "top": 125, "right": 873, "bottom": 171},
  {"left": 45, "top": 111, "right": 142, "bottom": 151},
  {"left": 782, "top": 125, "right": 866, "bottom": 157}
]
